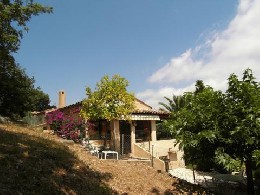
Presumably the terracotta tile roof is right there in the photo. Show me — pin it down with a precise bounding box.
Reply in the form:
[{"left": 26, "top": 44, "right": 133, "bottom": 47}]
[
  {"left": 31, "top": 108, "right": 57, "bottom": 115},
  {"left": 36, "top": 97, "right": 169, "bottom": 117},
  {"left": 58, "top": 101, "right": 82, "bottom": 110}
]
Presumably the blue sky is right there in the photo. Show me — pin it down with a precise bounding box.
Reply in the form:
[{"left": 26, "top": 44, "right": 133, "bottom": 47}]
[{"left": 15, "top": 0, "right": 260, "bottom": 108}]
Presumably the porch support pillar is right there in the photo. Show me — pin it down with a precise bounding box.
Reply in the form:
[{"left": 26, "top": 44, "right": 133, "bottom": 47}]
[
  {"left": 131, "top": 121, "right": 136, "bottom": 156},
  {"left": 151, "top": 120, "right": 157, "bottom": 142},
  {"left": 110, "top": 120, "right": 120, "bottom": 152}
]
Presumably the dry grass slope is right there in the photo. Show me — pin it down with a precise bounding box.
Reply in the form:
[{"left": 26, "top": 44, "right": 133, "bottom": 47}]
[{"left": 0, "top": 124, "right": 205, "bottom": 195}]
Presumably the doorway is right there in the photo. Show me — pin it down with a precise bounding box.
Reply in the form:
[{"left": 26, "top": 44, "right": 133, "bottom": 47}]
[{"left": 119, "top": 121, "right": 131, "bottom": 155}]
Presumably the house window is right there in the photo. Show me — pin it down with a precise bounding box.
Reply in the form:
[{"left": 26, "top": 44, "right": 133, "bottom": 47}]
[
  {"left": 135, "top": 120, "right": 151, "bottom": 141},
  {"left": 88, "top": 120, "right": 111, "bottom": 140}
]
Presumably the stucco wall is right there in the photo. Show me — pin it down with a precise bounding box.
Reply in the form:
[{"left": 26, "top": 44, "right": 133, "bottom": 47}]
[
  {"left": 134, "top": 99, "right": 152, "bottom": 111},
  {"left": 133, "top": 144, "right": 166, "bottom": 172},
  {"left": 136, "top": 139, "right": 185, "bottom": 169}
]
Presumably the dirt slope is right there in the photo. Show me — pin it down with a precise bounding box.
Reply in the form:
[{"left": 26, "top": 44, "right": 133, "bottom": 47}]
[{"left": 0, "top": 124, "right": 203, "bottom": 194}]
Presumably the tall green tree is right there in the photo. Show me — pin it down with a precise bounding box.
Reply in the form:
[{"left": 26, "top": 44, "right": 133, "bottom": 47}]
[
  {"left": 172, "top": 86, "right": 224, "bottom": 171},
  {"left": 31, "top": 87, "right": 52, "bottom": 111},
  {"left": 0, "top": 62, "right": 51, "bottom": 118},
  {"left": 158, "top": 80, "right": 205, "bottom": 140},
  {"left": 168, "top": 69, "right": 259, "bottom": 194},
  {"left": 0, "top": 0, "right": 52, "bottom": 118},
  {"left": 80, "top": 74, "right": 135, "bottom": 121},
  {"left": 0, "top": 0, "right": 52, "bottom": 58},
  {"left": 218, "top": 69, "right": 260, "bottom": 195}
]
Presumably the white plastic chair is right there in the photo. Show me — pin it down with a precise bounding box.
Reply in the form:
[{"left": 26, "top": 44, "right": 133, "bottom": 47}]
[{"left": 89, "top": 145, "right": 99, "bottom": 156}]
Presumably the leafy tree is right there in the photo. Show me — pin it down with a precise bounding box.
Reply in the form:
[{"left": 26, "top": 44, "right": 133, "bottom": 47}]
[
  {"left": 158, "top": 81, "right": 205, "bottom": 140},
  {"left": 80, "top": 74, "right": 135, "bottom": 121},
  {"left": 217, "top": 69, "right": 260, "bottom": 195},
  {"left": 168, "top": 69, "right": 259, "bottom": 194},
  {"left": 172, "top": 86, "right": 224, "bottom": 171},
  {"left": 31, "top": 87, "right": 53, "bottom": 111},
  {"left": 0, "top": 62, "right": 51, "bottom": 118},
  {"left": 0, "top": 0, "right": 52, "bottom": 119},
  {"left": 194, "top": 80, "right": 205, "bottom": 94},
  {"left": 0, "top": 0, "right": 52, "bottom": 58}
]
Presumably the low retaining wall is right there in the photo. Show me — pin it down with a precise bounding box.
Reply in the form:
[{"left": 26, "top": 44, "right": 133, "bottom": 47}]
[
  {"left": 136, "top": 139, "right": 185, "bottom": 169},
  {"left": 133, "top": 144, "right": 166, "bottom": 172}
]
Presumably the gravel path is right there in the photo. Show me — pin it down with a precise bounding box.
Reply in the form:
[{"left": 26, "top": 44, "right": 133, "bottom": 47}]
[
  {"left": 169, "top": 168, "right": 213, "bottom": 185},
  {"left": 169, "top": 167, "right": 247, "bottom": 192}
]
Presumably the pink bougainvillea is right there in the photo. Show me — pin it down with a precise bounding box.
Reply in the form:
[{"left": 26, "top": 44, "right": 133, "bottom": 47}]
[
  {"left": 46, "top": 110, "right": 64, "bottom": 125},
  {"left": 46, "top": 108, "right": 87, "bottom": 142}
]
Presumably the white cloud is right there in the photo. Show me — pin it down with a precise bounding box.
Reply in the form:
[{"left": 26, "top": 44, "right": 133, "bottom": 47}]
[
  {"left": 148, "top": 49, "right": 203, "bottom": 83},
  {"left": 137, "top": 85, "right": 195, "bottom": 110},
  {"left": 139, "top": 0, "right": 260, "bottom": 109}
]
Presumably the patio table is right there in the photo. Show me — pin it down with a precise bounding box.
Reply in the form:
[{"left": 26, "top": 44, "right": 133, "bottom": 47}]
[{"left": 101, "top": 150, "right": 118, "bottom": 160}]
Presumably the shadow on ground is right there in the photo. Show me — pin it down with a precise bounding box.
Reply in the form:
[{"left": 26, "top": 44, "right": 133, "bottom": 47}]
[
  {"left": 170, "top": 178, "right": 248, "bottom": 195},
  {"left": 150, "top": 181, "right": 206, "bottom": 195},
  {"left": 169, "top": 180, "right": 207, "bottom": 195},
  {"left": 0, "top": 128, "right": 116, "bottom": 194}
]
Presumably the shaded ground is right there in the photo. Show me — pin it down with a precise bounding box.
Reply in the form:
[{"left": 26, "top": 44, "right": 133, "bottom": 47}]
[
  {"left": 169, "top": 168, "right": 248, "bottom": 195},
  {"left": 0, "top": 124, "right": 205, "bottom": 194}
]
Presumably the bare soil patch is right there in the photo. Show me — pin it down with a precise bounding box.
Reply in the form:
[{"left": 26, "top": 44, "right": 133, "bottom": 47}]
[{"left": 0, "top": 124, "right": 205, "bottom": 194}]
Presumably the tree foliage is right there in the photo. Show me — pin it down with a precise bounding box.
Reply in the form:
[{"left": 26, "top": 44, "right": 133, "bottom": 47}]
[
  {"left": 172, "top": 84, "right": 224, "bottom": 171},
  {"left": 159, "top": 95, "right": 186, "bottom": 112},
  {"left": 80, "top": 75, "right": 135, "bottom": 121},
  {"left": 219, "top": 69, "right": 260, "bottom": 194},
  {"left": 0, "top": 0, "right": 52, "bottom": 119},
  {"left": 0, "top": 0, "right": 52, "bottom": 57},
  {"left": 0, "top": 62, "right": 52, "bottom": 118},
  {"left": 31, "top": 87, "right": 52, "bottom": 112},
  {"left": 157, "top": 94, "right": 186, "bottom": 139},
  {"left": 167, "top": 69, "right": 259, "bottom": 194},
  {"left": 220, "top": 69, "right": 260, "bottom": 162}
]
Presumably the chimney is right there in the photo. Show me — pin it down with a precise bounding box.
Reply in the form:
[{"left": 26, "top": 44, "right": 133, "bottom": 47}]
[{"left": 58, "top": 90, "right": 66, "bottom": 108}]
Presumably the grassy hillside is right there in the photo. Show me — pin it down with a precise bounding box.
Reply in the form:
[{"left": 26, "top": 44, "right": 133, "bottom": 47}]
[
  {"left": 0, "top": 124, "right": 113, "bottom": 194},
  {"left": 0, "top": 124, "right": 204, "bottom": 194}
]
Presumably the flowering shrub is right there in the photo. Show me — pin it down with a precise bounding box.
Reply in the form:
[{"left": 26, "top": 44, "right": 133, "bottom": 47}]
[
  {"left": 46, "top": 108, "right": 86, "bottom": 142},
  {"left": 46, "top": 110, "right": 64, "bottom": 132}
]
